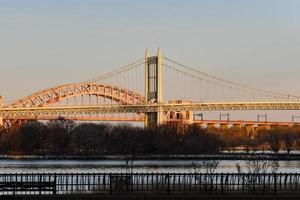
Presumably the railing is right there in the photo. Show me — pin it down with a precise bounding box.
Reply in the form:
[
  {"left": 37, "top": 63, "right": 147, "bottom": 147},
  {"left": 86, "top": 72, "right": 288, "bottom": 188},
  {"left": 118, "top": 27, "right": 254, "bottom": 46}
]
[{"left": 0, "top": 173, "right": 300, "bottom": 195}]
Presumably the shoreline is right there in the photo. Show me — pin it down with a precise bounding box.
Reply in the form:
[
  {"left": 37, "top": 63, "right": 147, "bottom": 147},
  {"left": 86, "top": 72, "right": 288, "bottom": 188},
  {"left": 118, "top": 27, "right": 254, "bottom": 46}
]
[{"left": 1, "top": 153, "right": 300, "bottom": 161}]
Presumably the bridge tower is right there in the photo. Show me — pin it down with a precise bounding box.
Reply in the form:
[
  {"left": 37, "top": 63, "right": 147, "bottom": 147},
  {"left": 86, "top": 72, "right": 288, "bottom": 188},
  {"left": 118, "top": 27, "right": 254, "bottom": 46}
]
[
  {"left": 145, "top": 48, "right": 163, "bottom": 128},
  {"left": 0, "top": 96, "right": 3, "bottom": 127}
]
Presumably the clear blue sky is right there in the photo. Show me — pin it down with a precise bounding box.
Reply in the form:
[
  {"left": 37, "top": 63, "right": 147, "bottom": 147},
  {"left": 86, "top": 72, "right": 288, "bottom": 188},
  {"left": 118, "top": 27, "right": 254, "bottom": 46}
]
[{"left": 0, "top": 0, "right": 300, "bottom": 104}]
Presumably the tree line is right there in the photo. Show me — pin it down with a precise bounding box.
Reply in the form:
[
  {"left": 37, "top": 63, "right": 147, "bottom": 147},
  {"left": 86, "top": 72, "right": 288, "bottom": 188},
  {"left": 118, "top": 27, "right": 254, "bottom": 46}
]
[
  {"left": 0, "top": 120, "right": 221, "bottom": 155},
  {"left": 220, "top": 125, "right": 300, "bottom": 154},
  {"left": 1, "top": 120, "right": 300, "bottom": 155}
]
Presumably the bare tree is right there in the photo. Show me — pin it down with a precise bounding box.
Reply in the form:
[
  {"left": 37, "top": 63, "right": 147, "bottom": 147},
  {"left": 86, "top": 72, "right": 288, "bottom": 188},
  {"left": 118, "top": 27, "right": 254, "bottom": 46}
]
[
  {"left": 235, "top": 159, "right": 279, "bottom": 174},
  {"left": 192, "top": 160, "right": 220, "bottom": 174},
  {"left": 282, "top": 128, "right": 296, "bottom": 154},
  {"left": 235, "top": 157, "right": 279, "bottom": 193},
  {"left": 257, "top": 128, "right": 283, "bottom": 153}
]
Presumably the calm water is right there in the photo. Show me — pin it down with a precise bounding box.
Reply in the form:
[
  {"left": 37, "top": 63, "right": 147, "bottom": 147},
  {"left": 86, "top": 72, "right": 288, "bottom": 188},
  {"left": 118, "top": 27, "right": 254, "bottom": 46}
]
[{"left": 0, "top": 160, "right": 300, "bottom": 173}]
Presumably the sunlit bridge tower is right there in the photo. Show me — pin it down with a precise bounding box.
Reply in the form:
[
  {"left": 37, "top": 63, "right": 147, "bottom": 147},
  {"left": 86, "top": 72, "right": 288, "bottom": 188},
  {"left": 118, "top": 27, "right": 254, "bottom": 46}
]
[{"left": 144, "top": 48, "right": 163, "bottom": 128}]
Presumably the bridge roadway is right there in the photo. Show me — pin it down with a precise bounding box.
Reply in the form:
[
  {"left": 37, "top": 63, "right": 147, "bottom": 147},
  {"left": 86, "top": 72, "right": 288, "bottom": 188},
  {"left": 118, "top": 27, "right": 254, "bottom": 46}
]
[{"left": 1, "top": 102, "right": 300, "bottom": 117}]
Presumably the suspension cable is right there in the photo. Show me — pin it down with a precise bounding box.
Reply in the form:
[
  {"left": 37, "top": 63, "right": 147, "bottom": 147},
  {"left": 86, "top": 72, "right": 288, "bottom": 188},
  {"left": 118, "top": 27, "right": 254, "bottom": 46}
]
[
  {"left": 164, "top": 57, "right": 300, "bottom": 100},
  {"left": 83, "top": 58, "right": 145, "bottom": 83}
]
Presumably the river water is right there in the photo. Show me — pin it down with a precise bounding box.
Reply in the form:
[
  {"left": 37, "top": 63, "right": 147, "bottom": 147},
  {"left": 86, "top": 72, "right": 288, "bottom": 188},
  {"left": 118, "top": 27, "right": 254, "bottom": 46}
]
[{"left": 0, "top": 160, "right": 300, "bottom": 173}]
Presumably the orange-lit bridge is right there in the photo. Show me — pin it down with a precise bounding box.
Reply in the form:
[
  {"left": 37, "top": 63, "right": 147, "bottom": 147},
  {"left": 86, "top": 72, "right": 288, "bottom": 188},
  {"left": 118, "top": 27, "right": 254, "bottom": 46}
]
[{"left": 1, "top": 49, "right": 300, "bottom": 128}]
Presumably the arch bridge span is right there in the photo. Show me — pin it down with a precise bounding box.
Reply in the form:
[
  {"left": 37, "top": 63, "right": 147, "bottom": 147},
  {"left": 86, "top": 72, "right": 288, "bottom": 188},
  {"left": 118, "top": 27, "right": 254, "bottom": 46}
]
[
  {"left": 6, "top": 82, "right": 145, "bottom": 108},
  {"left": 1, "top": 83, "right": 145, "bottom": 124}
]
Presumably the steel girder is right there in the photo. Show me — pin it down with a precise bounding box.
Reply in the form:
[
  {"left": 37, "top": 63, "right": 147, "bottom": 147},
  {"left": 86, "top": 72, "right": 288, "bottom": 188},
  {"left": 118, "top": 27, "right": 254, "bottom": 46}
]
[{"left": 2, "top": 102, "right": 300, "bottom": 117}]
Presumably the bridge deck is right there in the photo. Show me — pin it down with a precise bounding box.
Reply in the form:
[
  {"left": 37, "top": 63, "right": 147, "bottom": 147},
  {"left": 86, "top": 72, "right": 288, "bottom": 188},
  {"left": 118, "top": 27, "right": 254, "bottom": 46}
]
[{"left": 2, "top": 102, "right": 300, "bottom": 118}]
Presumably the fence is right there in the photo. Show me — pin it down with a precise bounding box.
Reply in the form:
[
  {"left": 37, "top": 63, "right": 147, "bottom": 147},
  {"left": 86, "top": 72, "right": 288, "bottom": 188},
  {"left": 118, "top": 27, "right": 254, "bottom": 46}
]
[{"left": 0, "top": 173, "right": 300, "bottom": 195}]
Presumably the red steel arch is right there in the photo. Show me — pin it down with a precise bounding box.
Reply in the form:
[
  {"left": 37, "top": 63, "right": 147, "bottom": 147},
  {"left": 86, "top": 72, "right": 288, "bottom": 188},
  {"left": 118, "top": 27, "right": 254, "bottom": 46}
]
[{"left": 7, "top": 82, "right": 145, "bottom": 108}]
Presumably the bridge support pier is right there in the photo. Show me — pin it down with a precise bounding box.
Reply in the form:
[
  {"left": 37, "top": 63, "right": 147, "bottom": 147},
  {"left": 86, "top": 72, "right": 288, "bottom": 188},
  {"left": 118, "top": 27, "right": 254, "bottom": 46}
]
[
  {"left": 145, "top": 48, "right": 163, "bottom": 128},
  {"left": 0, "top": 96, "right": 3, "bottom": 127},
  {"left": 207, "top": 123, "right": 216, "bottom": 129},
  {"left": 244, "top": 124, "right": 254, "bottom": 137},
  {"left": 232, "top": 123, "right": 242, "bottom": 129},
  {"left": 220, "top": 123, "right": 228, "bottom": 130}
]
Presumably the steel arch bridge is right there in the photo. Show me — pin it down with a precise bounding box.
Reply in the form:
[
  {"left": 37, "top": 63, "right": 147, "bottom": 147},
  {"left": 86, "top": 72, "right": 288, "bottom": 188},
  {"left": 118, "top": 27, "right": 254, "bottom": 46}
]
[
  {"left": 1, "top": 82, "right": 145, "bottom": 126},
  {"left": 7, "top": 82, "right": 145, "bottom": 108},
  {"left": 1, "top": 48, "right": 300, "bottom": 128}
]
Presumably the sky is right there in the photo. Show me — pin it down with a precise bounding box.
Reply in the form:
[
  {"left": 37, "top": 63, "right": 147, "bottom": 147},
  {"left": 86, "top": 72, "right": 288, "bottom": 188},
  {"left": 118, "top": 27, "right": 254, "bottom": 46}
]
[{"left": 0, "top": 0, "right": 300, "bottom": 121}]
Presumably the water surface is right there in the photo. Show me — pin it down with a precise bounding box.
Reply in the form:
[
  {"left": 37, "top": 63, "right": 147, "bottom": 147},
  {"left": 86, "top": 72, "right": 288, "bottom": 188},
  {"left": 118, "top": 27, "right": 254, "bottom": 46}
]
[{"left": 0, "top": 159, "right": 300, "bottom": 173}]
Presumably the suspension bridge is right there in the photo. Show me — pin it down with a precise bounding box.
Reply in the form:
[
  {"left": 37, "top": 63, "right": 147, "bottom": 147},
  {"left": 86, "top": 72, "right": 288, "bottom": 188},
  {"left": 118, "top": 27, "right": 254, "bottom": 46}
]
[{"left": 1, "top": 48, "right": 300, "bottom": 130}]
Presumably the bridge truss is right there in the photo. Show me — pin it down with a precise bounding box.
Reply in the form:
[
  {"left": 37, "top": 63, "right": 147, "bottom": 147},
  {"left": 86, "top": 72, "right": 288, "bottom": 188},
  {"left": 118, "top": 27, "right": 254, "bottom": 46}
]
[{"left": 2, "top": 102, "right": 300, "bottom": 117}]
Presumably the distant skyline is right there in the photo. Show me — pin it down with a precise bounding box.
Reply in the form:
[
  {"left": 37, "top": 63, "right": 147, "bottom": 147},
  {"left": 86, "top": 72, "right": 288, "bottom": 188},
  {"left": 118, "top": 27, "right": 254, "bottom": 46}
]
[{"left": 1, "top": 0, "right": 299, "bottom": 107}]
